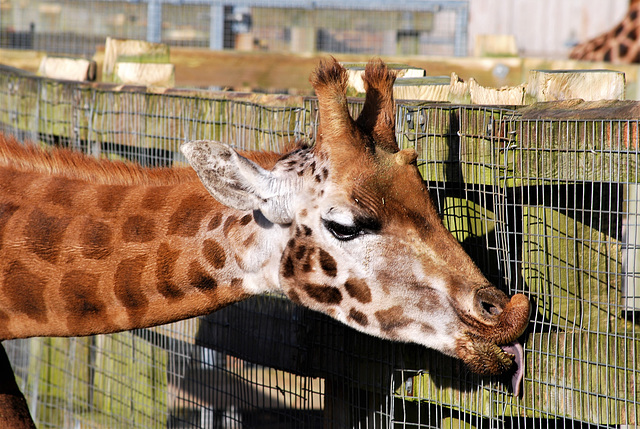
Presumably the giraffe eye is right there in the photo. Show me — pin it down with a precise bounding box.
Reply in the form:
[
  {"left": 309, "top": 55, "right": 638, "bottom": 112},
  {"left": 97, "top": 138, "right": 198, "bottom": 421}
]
[{"left": 323, "top": 219, "right": 362, "bottom": 241}]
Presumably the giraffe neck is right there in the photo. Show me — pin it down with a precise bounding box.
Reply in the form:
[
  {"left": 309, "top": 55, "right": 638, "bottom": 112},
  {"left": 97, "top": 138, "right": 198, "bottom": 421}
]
[
  {"left": 0, "top": 136, "right": 285, "bottom": 339},
  {"left": 570, "top": 2, "right": 640, "bottom": 63}
]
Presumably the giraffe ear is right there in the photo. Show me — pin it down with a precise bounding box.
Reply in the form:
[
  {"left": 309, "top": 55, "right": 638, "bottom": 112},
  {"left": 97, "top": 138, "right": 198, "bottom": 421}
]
[{"left": 180, "top": 140, "right": 295, "bottom": 224}]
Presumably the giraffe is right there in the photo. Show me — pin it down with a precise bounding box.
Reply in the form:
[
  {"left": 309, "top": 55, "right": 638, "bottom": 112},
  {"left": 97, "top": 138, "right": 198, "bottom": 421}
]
[
  {"left": 0, "top": 58, "right": 530, "bottom": 425},
  {"left": 569, "top": 0, "right": 640, "bottom": 63}
]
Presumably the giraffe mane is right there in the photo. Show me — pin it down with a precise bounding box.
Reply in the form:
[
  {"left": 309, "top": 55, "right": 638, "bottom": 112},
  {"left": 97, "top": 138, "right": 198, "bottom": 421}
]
[{"left": 0, "top": 133, "right": 287, "bottom": 186}]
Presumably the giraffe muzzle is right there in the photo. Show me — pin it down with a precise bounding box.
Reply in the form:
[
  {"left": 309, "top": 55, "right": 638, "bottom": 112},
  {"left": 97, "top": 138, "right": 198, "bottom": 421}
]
[{"left": 454, "top": 292, "right": 530, "bottom": 393}]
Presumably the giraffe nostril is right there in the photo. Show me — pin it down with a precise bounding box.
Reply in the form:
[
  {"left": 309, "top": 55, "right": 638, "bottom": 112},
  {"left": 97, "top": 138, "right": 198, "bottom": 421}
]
[
  {"left": 481, "top": 300, "right": 502, "bottom": 316},
  {"left": 475, "top": 286, "right": 508, "bottom": 320}
]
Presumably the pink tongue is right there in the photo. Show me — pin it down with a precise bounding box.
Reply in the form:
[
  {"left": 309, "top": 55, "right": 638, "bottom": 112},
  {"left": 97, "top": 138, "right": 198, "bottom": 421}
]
[{"left": 501, "top": 342, "right": 524, "bottom": 397}]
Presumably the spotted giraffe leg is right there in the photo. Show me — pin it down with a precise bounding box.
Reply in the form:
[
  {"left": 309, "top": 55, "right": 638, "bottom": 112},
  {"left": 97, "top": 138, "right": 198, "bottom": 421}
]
[{"left": 0, "top": 342, "right": 36, "bottom": 428}]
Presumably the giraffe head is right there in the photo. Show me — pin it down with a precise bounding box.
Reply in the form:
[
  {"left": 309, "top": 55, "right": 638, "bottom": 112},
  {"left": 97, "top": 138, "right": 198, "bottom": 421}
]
[{"left": 181, "top": 58, "right": 530, "bottom": 376}]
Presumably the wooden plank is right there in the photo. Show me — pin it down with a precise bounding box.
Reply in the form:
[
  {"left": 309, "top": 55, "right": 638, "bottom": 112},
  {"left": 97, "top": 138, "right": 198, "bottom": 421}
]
[
  {"left": 90, "top": 87, "right": 147, "bottom": 150},
  {"left": 505, "top": 118, "right": 639, "bottom": 184},
  {"left": 400, "top": 331, "right": 638, "bottom": 426},
  {"left": 393, "top": 76, "right": 450, "bottom": 102},
  {"left": 524, "top": 331, "right": 639, "bottom": 425},
  {"left": 0, "top": 67, "right": 39, "bottom": 136},
  {"left": 520, "top": 205, "right": 624, "bottom": 334},
  {"left": 518, "top": 99, "right": 640, "bottom": 121},
  {"left": 526, "top": 70, "right": 626, "bottom": 103},
  {"left": 37, "top": 79, "right": 76, "bottom": 139},
  {"left": 395, "top": 103, "right": 456, "bottom": 182},
  {"left": 449, "top": 72, "right": 526, "bottom": 105},
  {"left": 342, "top": 62, "right": 425, "bottom": 95},
  {"left": 24, "top": 337, "right": 101, "bottom": 426},
  {"left": 91, "top": 333, "right": 168, "bottom": 427}
]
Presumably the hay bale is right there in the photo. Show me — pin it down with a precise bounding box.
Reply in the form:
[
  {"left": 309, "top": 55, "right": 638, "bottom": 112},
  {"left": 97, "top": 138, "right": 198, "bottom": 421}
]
[{"left": 37, "top": 56, "right": 97, "bottom": 82}]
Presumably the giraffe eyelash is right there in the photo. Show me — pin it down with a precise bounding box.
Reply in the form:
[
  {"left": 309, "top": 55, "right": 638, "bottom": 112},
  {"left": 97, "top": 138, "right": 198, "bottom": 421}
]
[{"left": 322, "top": 219, "right": 363, "bottom": 241}]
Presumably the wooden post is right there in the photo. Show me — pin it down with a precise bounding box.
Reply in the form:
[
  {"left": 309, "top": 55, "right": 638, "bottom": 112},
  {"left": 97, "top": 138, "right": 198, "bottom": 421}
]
[
  {"left": 448, "top": 72, "right": 526, "bottom": 105},
  {"left": 624, "top": 179, "right": 640, "bottom": 311},
  {"left": 474, "top": 34, "right": 518, "bottom": 57},
  {"left": 342, "top": 62, "right": 425, "bottom": 95},
  {"left": 393, "top": 76, "right": 449, "bottom": 102},
  {"left": 526, "top": 69, "right": 626, "bottom": 102},
  {"left": 102, "top": 37, "right": 171, "bottom": 85}
]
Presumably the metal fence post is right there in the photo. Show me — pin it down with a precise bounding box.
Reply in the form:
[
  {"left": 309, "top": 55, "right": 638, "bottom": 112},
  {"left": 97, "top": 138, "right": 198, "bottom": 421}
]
[
  {"left": 147, "top": 0, "right": 162, "bottom": 43},
  {"left": 210, "top": 4, "right": 225, "bottom": 50},
  {"left": 453, "top": 2, "right": 469, "bottom": 57}
]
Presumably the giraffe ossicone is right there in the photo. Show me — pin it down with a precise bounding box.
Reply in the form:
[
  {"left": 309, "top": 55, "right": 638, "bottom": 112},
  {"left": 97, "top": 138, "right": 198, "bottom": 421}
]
[{"left": 0, "top": 59, "right": 530, "bottom": 391}]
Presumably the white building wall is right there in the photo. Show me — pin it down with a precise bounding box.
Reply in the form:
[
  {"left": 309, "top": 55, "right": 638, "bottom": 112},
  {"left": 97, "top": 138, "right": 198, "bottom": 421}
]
[{"left": 468, "top": 0, "right": 630, "bottom": 58}]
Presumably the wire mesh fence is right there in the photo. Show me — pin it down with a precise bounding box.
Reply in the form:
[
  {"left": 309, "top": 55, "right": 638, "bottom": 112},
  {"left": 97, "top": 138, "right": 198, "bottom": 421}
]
[
  {"left": 0, "top": 0, "right": 469, "bottom": 57},
  {"left": 0, "top": 64, "right": 639, "bottom": 428}
]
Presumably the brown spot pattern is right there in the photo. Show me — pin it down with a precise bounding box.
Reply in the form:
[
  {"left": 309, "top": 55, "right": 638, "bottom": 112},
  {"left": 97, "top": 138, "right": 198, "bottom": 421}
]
[
  {"left": 318, "top": 249, "right": 337, "bottom": 277},
  {"left": 295, "top": 244, "right": 307, "bottom": 260},
  {"left": 168, "top": 194, "right": 212, "bottom": 237},
  {"left": 142, "top": 185, "right": 172, "bottom": 211},
  {"left": 97, "top": 185, "right": 129, "bottom": 212},
  {"left": 223, "top": 215, "right": 238, "bottom": 236},
  {"left": 243, "top": 232, "right": 256, "bottom": 247},
  {"left": 208, "top": 212, "right": 223, "bottom": 230},
  {"left": 60, "top": 270, "right": 104, "bottom": 327},
  {"left": 156, "top": 242, "right": 184, "bottom": 299},
  {"left": 203, "top": 239, "right": 226, "bottom": 269},
  {"left": 348, "top": 308, "right": 369, "bottom": 326},
  {"left": 282, "top": 256, "right": 295, "bottom": 278},
  {"left": 344, "top": 278, "right": 372, "bottom": 303},
  {"left": 0, "top": 202, "right": 19, "bottom": 250},
  {"left": 114, "top": 255, "right": 149, "bottom": 324},
  {"left": 287, "top": 289, "right": 302, "bottom": 304},
  {"left": 421, "top": 323, "right": 436, "bottom": 336},
  {"left": 303, "top": 283, "right": 342, "bottom": 304},
  {"left": 188, "top": 261, "right": 217, "bottom": 291},
  {"left": 46, "top": 177, "right": 81, "bottom": 207},
  {"left": 230, "top": 278, "right": 244, "bottom": 292},
  {"left": 0, "top": 169, "right": 34, "bottom": 195},
  {"left": 239, "top": 214, "right": 253, "bottom": 226},
  {"left": 302, "top": 247, "right": 315, "bottom": 272},
  {"left": 24, "top": 209, "right": 71, "bottom": 264},
  {"left": 81, "top": 219, "right": 113, "bottom": 260},
  {"left": 122, "top": 215, "right": 156, "bottom": 243},
  {"left": 375, "top": 306, "right": 412, "bottom": 333},
  {"left": 3, "top": 261, "right": 47, "bottom": 322}
]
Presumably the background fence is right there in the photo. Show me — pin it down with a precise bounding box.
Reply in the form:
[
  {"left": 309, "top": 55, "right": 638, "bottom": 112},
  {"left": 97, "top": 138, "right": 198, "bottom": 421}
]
[
  {"left": 0, "top": 62, "right": 638, "bottom": 428},
  {"left": 0, "top": 0, "right": 469, "bottom": 57}
]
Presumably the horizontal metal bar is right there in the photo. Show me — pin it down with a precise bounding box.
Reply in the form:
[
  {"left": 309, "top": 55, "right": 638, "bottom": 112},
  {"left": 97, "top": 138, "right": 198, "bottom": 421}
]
[{"left": 95, "top": 0, "right": 468, "bottom": 12}]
